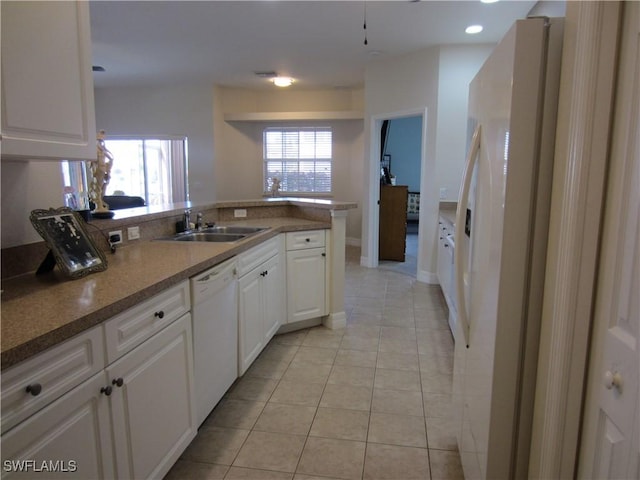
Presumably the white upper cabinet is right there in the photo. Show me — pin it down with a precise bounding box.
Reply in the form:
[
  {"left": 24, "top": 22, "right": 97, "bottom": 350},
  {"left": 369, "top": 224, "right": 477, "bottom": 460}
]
[{"left": 1, "top": 1, "right": 97, "bottom": 161}]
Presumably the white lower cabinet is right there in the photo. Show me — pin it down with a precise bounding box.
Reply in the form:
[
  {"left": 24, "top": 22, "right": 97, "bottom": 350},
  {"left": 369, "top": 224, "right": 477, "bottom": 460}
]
[
  {"left": 107, "top": 313, "right": 196, "bottom": 480},
  {"left": 0, "top": 371, "right": 115, "bottom": 479},
  {"left": 238, "top": 236, "right": 285, "bottom": 375},
  {"left": 1, "top": 282, "right": 196, "bottom": 480},
  {"left": 285, "top": 230, "right": 327, "bottom": 324}
]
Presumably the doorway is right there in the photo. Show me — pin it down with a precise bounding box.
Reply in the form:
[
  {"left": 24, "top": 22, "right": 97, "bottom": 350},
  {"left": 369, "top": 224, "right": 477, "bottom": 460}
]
[
  {"left": 367, "top": 108, "right": 428, "bottom": 279},
  {"left": 378, "top": 115, "right": 423, "bottom": 276}
]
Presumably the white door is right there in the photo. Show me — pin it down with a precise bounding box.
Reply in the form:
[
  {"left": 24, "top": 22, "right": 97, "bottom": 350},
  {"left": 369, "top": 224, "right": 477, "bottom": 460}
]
[
  {"left": 286, "top": 247, "right": 326, "bottom": 323},
  {"left": 108, "top": 314, "right": 196, "bottom": 480},
  {"left": 578, "top": 2, "right": 640, "bottom": 477},
  {"left": 238, "top": 268, "right": 265, "bottom": 375},
  {"left": 0, "top": 372, "right": 115, "bottom": 479},
  {"left": 263, "top": 254, "right": 285, "bottom": 338}
]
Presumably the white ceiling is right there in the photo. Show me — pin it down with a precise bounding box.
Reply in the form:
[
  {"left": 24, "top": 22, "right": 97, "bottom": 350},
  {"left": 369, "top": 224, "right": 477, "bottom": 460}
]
[{"left": 89, "top": 0, "right": 546, "bottom": 90}]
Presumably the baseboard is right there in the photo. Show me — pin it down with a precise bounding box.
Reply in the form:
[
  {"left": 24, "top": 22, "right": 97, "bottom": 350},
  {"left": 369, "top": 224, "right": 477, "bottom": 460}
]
[
  {"left": 346, "top": 237, "right": 361, "bottom": 247},
  {"left": 275, "top": 317, "right": 322, "bottom": 335},
  {"left": 323, "top": 311, "right": 347, "bottom": 330},
  {"left": 360, "top": 255, "right": 374, "bottom": 268},
  {"left": 417, "top": 269, "right": 439, "bottom": 284}
]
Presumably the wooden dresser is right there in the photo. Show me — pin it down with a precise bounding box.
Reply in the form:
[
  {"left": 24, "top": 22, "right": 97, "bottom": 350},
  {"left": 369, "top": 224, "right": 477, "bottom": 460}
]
[{"left": 379, "top": 185, "right": 408, "bottom": 261}]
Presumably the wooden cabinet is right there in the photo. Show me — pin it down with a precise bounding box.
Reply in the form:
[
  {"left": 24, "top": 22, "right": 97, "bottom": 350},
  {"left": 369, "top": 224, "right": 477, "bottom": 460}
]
[
  {"left": 238, "top": 235, "right": 285, "bottom": 375},
  {"left": 1, "top": 1, "right": 97, "bottom": 161},
  {"left": 286, "top": 230, "right": 327, "bottom": 324},
  {"left": 107, "top": 313, "right": 196, "bottom": 480},
  {"left": 379, "top": 185, "right": 408, "bottom": 261},
  {"left": 1, "top": 372, "right": 115, "bottom": 479}
]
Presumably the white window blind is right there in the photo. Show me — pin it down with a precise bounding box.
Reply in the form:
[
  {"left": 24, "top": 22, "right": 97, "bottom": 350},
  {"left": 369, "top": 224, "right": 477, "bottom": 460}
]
[{"left": 263, "top": 127, "right": 332, "bottom": 193}]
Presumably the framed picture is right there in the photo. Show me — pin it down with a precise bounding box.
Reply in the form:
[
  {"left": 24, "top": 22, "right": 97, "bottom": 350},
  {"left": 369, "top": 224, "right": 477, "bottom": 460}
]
[
  {"left": 30, "top": 207, "right": 108, "bottom": 279},
  {"left": 381, "top": 154, "right": 391, "bottom": 170}
]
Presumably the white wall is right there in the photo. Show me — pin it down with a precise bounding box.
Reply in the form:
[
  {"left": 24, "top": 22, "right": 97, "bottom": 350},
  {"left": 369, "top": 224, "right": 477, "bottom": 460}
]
[
  {"left": 1, "top": 161, "right": 65, "bottom": 247},
  {"left": 213, "top": 87, "right": 365, "bottom": 242},
  {"left": 435, "top": 45, "right": 493, "bottom": 201},
  {"left": 362, "top": 44, "right": 493, "bottom": 281},
  {"left": 363, "top": 47, "right": 440, "bottom": 280},
  {"left": 94, "top": 85, "right": 215, "bottom": 204}
]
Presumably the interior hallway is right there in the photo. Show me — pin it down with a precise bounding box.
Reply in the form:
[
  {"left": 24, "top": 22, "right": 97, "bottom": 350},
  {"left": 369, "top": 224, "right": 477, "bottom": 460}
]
[{"left": 165, "top": 244, "right": 463, "bottom": 479}]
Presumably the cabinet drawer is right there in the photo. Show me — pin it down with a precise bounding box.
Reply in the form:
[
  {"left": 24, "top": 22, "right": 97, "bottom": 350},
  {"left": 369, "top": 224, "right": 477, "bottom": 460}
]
[
  {"left": 237, "top": 235, "right": 283, "bottom": 277},
  {"left": 286, "top": 230, "right": 326, "bottom": 250},
  {"left": 1, "top": 326, "right": 105, "bottom": 433},
  {"left": 104, "top": 281, "right": 190, "bottom": 364}
]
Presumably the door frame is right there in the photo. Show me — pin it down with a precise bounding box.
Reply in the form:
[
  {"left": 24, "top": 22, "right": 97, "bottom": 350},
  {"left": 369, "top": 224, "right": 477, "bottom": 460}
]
[
  {"left": 528, "top": 2, "right": 623, "bottom": 477},
  {"left": 364, "top": 107, "right": 429, "bottom": 279}
]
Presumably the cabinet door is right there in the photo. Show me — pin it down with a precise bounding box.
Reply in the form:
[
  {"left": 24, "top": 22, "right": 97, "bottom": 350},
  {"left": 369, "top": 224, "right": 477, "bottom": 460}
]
[
  {"left": 107, "top": 314, "right": 196, "bottom": 480},
  {"left": 1, "top": 1, "right": 96, "bottom": 161},
  {"left": 1, "top": 372, "right": 115, "bottom": 479},
  {"left": 262, "top": 254, "right": 285, "bottom": 340},
  {"left": 286, "top": 247, "right": 327, "bottom": 323},
  {"left": 238, "top": 270, "right": 265, "bottom": 375}
]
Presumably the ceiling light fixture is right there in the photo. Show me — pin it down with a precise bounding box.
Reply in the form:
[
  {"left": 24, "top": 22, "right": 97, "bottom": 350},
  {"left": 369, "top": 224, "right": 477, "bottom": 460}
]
[
  {"left": 254, "top": 71, "right": 278, "bottom": 78},
  {"left": 480, "top": 0, "right": 500, "bottom": 4},
  {"left": 272, "top": 77, "right": 294, "bottom": 87},
  {"left": 465, "top": 25, "right": 484, "bottom": 34}
]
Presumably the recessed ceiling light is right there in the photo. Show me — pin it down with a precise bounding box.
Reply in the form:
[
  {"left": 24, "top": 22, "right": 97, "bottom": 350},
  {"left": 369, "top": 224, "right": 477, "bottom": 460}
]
[
  {"left": 465, "top": 25, "right": 484, "bottom": 34},
  {"left": 480, "top": 0, "right": 499, "bottom": 4},
  {"left": 272, "top": 77, "right": 294, "bottom": 87},
  {"left": 254, "top": 71, "right": 278, "bottom": 78}
]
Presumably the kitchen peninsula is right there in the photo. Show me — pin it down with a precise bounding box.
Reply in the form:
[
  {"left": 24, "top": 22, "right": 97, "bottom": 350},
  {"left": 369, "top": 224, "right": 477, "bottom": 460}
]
[
  {"left": 1, "top": 197, "right": 355, "bottom": 479},
  {"left": 1, "top": 197, "right": 356, "bottom": 369}
]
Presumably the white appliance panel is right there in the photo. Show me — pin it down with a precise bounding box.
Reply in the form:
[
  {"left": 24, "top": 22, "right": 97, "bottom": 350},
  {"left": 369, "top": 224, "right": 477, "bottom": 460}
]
[{"left": 453, "top": 17, "right": 563, "bottom": 479}]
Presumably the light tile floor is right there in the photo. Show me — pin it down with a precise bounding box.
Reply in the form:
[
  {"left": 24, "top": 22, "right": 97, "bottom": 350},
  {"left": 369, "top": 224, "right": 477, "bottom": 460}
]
[{"left": 165, "top": 245, "right": 464, "bottom": 479}]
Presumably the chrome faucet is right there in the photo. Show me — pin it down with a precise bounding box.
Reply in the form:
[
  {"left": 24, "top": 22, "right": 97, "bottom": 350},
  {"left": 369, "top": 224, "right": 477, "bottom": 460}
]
[{"left": 184, "top": 209, "right": 191, "bottom": 231}]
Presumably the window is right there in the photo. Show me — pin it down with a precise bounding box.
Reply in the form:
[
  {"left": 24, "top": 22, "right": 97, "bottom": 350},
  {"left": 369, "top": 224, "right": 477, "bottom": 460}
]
[
  {"left": 263, "top": 127, "right": 332, "bottom": 194},
  {"left": 102, "top": 137, "right": 188, "bottom": 205}
]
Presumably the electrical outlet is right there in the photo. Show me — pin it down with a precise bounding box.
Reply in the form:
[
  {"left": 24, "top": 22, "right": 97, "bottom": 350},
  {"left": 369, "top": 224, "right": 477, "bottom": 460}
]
[
  {"left": 234, "top": 209, "right": 247, "bottom": 218},
  {"left": 439, "top": 187, "right": 448, "bottom": 199},
  {"left": 108, "top": 230, "right": 123, "bottom": 245},
  {"left": 127, "top": 226, "right": 140, "bottom": 240}
]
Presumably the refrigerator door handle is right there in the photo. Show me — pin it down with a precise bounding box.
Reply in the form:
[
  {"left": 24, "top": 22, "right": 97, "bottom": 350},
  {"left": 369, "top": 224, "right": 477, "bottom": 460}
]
[{"left": 455, "top": 124, "right": 481, "bottom": 348}]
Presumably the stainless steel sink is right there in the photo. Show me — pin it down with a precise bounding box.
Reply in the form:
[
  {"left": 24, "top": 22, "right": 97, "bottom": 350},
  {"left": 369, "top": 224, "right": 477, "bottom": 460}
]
[
  {"left": 170, "top": 232, "right": 247, "bottom": 242},
  {"left": 202, "top": 226, "right": 268, "bottom": 235},
  {"left": 157, "top": 225, "right": 268, "bottom": 243}
]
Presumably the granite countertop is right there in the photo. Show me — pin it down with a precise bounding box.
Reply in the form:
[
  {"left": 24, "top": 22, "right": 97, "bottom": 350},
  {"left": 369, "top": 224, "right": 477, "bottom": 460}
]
[
  {"left": 100, "top": 197, "right": 357, "bottom": 226},
  {"left": 1, "top": 217, "right": 330, "bottom": 370}
]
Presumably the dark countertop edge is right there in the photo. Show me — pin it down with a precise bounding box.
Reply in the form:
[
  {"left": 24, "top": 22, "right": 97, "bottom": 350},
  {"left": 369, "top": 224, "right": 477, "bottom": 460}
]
[{"left": 1, "top": 222, "right": 330, "bottom": 370}]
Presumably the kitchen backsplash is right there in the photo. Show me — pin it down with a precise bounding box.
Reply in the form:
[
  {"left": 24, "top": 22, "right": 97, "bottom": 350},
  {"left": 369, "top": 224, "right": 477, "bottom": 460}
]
[{"left": 1, "top": 203, "right": 332, "bottom": 279}]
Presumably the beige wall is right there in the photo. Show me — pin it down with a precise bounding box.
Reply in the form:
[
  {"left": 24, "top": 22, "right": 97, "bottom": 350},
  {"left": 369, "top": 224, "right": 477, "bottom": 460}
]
[
  {"left": 213, "top": 87, "right": 365, "bottom": 242},
  {"left": 1, "top": 161, "right": 65, "bottom": 247},
  {"left": 363, "top": 47, "right": 441, "bottom": 279}
]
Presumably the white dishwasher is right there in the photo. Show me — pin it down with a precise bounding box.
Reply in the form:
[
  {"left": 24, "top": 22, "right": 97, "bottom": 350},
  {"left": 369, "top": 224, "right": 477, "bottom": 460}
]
[{"left": 190, "top": 257, "right": 238, "bottom": 427}]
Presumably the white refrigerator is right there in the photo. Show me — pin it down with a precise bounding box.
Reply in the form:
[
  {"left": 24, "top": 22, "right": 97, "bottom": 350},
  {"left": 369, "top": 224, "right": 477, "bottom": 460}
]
[{"left": 452, "top": 17, "right": 564, "bottom": 479}]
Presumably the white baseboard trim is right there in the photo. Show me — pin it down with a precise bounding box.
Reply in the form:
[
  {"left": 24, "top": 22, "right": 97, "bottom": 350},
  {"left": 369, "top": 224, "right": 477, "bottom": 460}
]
[
  {"left": 276, "top": 318, "right": 322, "bottom": 335},
  {"left": 346, "top": 237, "right": 361, "bottom": 247},
  {"left": 360, "top": 256, "right": 374, "bottom": 268},
  {"left": 417, "top": 270, "right": 439, "bottom": 284},
  {"left": 323, "top": 311, "right": 347, "bottom": 330}
]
